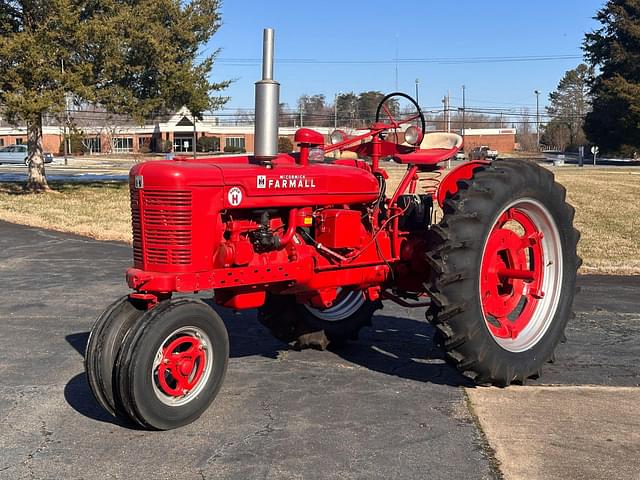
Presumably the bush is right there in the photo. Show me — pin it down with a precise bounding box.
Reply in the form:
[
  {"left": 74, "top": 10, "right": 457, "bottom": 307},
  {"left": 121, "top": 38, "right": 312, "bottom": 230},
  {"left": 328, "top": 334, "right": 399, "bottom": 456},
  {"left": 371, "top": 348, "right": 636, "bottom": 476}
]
[
  {"left": 197, "top": 136, "right": 220, "bottom": 152},
  {"left": 278, "top": 136, "right": 293, "bottom": 153},
  {"left": 161, "top": 140, "right": 173, "bottom": 153},
  {"left": 223, "top": 145, "right": 246, "bottom": 153}
]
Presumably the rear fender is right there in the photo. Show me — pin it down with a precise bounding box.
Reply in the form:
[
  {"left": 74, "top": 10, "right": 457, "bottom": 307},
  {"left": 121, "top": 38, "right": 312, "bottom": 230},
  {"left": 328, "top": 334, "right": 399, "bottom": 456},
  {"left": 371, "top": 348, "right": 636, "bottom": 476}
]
[{"left": 436, "top": 160, "right": 490, "bottom": 208}]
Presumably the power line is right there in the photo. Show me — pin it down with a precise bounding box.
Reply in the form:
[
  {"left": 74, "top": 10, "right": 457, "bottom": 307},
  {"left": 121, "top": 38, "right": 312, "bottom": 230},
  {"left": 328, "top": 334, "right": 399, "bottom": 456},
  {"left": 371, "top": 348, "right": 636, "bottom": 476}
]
[{"left": 207, "top": 54, "right": 583, "bottom": 66}]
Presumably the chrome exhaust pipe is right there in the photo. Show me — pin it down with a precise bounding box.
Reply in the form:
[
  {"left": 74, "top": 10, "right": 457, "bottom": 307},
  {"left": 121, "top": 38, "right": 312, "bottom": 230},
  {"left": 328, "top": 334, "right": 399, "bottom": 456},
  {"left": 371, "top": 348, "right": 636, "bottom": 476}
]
[{"left": 254, "top": 28, "right": 280, "bottom": 159}]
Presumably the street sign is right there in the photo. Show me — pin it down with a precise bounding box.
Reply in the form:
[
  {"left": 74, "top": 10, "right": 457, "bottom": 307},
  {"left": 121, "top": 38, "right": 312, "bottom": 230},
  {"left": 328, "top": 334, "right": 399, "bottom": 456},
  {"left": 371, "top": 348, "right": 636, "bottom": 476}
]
[{"left": 591, "top": 146, "right": 599, "bottom": 165}]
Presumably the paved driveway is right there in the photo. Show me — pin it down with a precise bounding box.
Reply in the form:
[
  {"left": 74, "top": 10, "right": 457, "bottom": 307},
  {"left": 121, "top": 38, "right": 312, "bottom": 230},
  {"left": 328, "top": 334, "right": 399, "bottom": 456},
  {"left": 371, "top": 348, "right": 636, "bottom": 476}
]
[
  {"left": 1, "top": 221, "right": 638, "bottom": 480},
  {"left": 0, "top": 221, "right": 495, "bottom": 479}
]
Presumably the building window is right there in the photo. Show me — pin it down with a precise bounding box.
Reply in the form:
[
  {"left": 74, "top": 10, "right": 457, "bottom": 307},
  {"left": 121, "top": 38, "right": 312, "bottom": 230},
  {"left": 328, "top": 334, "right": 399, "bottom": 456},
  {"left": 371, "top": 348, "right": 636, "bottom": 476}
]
[
  {"left": 113, "top": 137, "right": 133, "bottom": 153},
  {"left": 83, "top": 137, "right": 101, "bottom": 154},
  {"left": 224, "top": 137, "right": 245, "bottom": 152},
  {"left": 15, "top": 138, "right": 24, "bottom": 145},
  {"left": 0, "top": 138, "right": 4, "bottom": 147}
]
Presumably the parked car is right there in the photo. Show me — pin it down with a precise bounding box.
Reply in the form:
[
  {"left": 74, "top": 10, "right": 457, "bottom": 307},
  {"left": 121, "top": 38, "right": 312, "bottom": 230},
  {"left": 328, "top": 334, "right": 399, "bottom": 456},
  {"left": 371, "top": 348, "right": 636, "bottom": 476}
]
[
  {"left": 454, "top": 151, "right": 466, "bottom": 161},
  {"left": 0, "top": 144, "right": 53, "bottom": 165},
  {"left": 469, "top": 145, "right": 498, "bottom": 160}
]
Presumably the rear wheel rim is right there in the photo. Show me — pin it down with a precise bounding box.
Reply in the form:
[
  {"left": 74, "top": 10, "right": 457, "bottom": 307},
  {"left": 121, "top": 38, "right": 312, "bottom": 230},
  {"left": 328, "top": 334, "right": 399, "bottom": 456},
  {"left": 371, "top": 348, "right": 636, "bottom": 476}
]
[
  {"left": 480, "top": 198, "right": 563, "bottom": 353},
  {"left": 303, "top": 289, "right": 365, "bottom": 322},
  {"left": 151, "top": 326, "right": 213, "bottom": 406}
]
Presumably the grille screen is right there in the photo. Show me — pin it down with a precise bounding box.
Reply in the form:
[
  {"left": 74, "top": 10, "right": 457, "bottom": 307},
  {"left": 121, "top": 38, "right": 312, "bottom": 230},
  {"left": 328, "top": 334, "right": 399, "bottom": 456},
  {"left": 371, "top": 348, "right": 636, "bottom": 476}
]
[{"left": 131, "top": 188, "right": 192, "bottom": 266}]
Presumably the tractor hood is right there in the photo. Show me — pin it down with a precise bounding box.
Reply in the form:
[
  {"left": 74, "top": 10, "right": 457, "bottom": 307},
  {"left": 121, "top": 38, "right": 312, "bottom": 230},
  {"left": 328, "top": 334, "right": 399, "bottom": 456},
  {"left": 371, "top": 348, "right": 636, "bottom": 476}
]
[{"left": 129, "top": 155, "right": 380, "bottom": 208}]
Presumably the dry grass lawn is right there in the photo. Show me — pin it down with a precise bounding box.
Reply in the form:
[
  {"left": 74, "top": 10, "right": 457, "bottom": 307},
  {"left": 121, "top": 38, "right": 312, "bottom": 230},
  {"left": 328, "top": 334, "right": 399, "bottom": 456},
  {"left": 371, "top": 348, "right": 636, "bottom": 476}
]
[
  {"left": 0, "top": 182, "right": 132, "bottom": 243},
  {"left": 0, "top": 165, "right": 638, "bottom": 274}
]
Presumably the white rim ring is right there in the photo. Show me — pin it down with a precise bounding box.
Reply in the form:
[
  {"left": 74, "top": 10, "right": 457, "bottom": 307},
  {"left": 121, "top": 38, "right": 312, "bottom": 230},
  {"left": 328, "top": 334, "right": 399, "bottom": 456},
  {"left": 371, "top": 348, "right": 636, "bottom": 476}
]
[
  {"left": 151, "top": 326, "right": 214, "bottom": 407},
  {"left": 303, "top": 289, "right": 366, "bottom": 322},
  {"left": 479, "top": 198, "right": 564, "bottom": 353}
]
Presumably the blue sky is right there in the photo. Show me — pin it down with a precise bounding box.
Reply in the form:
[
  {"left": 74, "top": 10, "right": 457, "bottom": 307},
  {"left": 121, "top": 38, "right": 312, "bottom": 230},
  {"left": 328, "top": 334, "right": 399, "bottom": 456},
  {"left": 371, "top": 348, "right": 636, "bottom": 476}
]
[{"left": 206, "top": 0, "right": 604, "bottom": 113}]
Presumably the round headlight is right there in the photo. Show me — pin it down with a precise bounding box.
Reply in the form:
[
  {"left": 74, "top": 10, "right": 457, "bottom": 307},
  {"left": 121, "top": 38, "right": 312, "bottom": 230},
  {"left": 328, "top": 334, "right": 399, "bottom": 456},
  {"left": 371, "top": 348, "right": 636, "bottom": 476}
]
[
  {"left": 330, "top": 130, "right": 347, "bottom": 145},
  {"left": 309, "top": 148, "right": 325, "bottom": 162},
  {"left": 405, "top": 126, "right": 423, "bottom": 146}
]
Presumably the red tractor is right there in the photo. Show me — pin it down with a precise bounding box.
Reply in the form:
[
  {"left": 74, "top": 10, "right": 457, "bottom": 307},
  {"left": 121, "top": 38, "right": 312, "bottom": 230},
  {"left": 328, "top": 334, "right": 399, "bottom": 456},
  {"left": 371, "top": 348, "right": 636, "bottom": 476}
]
[{"left": 85, "top": 29, "right": 580, "bottom": 430}]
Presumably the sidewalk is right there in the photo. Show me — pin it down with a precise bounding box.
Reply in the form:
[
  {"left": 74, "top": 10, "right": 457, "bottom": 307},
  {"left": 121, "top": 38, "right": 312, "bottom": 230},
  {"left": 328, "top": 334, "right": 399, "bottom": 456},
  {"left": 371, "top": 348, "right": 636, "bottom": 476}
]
[{"left": 468, "top": 274, "right": 640, "bottom": 480}]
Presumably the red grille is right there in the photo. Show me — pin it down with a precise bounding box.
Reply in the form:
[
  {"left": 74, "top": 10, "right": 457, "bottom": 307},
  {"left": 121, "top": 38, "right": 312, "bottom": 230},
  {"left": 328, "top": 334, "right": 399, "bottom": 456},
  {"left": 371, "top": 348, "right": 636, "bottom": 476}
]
[{"left": 130, "top": 188, "right": 192, "bottom": 267}]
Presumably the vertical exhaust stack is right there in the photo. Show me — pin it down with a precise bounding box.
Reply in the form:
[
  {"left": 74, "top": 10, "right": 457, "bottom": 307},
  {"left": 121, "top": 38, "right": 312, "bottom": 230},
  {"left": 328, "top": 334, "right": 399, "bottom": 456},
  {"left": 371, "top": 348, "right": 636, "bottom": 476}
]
[{"left": 254, "top": 28, "right": 280, "bottom": 159}]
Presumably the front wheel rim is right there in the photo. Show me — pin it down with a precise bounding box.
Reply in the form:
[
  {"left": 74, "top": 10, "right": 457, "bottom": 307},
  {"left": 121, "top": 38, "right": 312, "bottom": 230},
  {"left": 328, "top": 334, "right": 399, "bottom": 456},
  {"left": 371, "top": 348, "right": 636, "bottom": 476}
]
[
  {"left": 479, "top": 198, "right": 563, "bottom": 353},
  {"left": 151, "top": 326, "right": 214, "bottom": 406},
  {"left": 303, "top": 289, "right": 366, "bottom": 322}
]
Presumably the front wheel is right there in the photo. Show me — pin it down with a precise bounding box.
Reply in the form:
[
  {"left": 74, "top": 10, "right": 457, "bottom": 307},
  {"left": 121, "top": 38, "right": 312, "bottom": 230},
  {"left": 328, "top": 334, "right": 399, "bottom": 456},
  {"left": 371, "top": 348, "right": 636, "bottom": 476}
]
[
  {"left": 115, "top": 298, "right": 229, "bottom": 430},
  {"left": 426, "top": 159, "right": 581, "bottom": 385}
]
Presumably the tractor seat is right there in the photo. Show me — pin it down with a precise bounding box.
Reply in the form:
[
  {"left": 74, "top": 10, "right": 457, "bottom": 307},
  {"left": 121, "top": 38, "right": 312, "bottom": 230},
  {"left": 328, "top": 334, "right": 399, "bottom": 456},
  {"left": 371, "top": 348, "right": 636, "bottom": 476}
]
[
  {"left": 418, "top": 132, "right": 463, "bottom": 150},
  {"left": 395, "top": 132, "right": 463, "bottom": 165}
]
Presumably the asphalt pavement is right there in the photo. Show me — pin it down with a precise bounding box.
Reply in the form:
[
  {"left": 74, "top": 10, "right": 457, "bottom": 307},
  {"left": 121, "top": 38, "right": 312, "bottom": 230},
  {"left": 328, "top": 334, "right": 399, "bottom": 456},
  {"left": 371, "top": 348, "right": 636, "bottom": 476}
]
[
  {"left": 0, "top": 221, "right": 495, "bottom": 480},
  {"left": 0, "top": 220, "right": 638, "bottom": 479}
]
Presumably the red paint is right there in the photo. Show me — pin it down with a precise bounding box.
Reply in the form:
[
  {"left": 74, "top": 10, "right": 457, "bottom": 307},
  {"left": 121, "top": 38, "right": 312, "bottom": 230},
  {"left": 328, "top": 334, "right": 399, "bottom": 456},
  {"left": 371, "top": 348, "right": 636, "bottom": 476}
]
[
  {"left": 294, "top": 128, "right": 324, "bottom": 145},
  {"left": 436, "top": 160, "right": 490, "bottom": 207},
  {"left": 157, "top": 336, "right": 206, "bottom": 397},
  {"left": 480, "top": 207, "right": 545, "bottom": 339},
  {"left": 123, "top": 103, "right": 493, "bottom": 313},
  {"left": 316, "top": 209, "right": 363, "bottom": 248}
]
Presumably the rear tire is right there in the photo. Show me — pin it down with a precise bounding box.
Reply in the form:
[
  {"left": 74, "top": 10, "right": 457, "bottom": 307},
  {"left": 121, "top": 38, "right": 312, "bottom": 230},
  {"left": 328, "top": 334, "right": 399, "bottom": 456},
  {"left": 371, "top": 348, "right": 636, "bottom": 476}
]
[
  {"left": 426, "top": 159, "right": 581, "bottom": 385},
  {"left": 115, "top": 298, "right": 229, "bottom": 430},
  {"left": 258, "top": 291, "right": 380, "bottom": 350}
]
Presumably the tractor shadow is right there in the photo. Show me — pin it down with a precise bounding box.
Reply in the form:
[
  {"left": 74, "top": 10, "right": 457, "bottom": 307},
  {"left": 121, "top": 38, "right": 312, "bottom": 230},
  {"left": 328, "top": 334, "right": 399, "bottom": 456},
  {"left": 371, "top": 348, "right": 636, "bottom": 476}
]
[
  {"left": 213, "top": 304, "right": 472, "bottom": 388},
  {"left": 63, "top": 305, "right": 469, "bottom": 425},
  {"left": 330, "top": 314, "right": 472, "bottom": 387},
  {"left": 63, "top": 332, "right": 140, "bottom": 428}
]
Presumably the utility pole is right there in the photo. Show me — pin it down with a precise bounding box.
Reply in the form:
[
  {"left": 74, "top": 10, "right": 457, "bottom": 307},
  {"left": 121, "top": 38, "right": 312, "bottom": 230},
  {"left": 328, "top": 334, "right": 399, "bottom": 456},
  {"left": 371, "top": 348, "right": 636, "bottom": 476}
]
[
  {"left": 447, "top": 91, "right": 451, "bottom": 133},
  {"left": 442, "top": 94, "right": 451, "bottom": 132},
  {"left": 299, "top": 104, "right": 303, "bottom": 127},
  {"left": 462, "top": 85, "right": 466, "bottom": 151},
  {"left": 61, "top": 59, "right": 69, "bottom": 166},
  {"left": 534, "top": 90, "right": 541, "bottom": 151},
  {"left": 415, "top": 79, "right": 420, "bottom": 105},
  {"left": 334, "top": 92, "right": 341, "bottom": 129}
]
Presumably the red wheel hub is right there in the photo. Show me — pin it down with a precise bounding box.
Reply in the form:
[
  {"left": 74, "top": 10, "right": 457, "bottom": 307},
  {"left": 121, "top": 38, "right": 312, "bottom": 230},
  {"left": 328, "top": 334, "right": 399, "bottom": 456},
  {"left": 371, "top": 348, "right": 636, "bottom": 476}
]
[
  {"left": 480, "top": 208, "right": 545, "bottom": 340},
  {"left": 156, "top": 336, "right": 206, "bottom": 397}
]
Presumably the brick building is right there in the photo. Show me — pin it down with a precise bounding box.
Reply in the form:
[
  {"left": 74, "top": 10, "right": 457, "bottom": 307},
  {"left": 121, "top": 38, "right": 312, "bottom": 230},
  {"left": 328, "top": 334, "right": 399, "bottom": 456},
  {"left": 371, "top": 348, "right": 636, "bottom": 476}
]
[
  {"left": 461, "top": 128, "right": 516, "bottom": 154},
  {"left": 0, "top": 108, "right": 515, "bottom": 155},
  {"left": 0, "top": 107, "right": 336, "bottom": 155}
]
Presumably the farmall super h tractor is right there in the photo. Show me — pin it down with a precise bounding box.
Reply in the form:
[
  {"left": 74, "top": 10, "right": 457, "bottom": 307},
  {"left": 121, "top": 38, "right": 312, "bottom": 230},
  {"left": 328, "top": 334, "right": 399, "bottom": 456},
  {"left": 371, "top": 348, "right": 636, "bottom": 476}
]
[{"left": 86, "top": 29, "right": 580, "bottom": 430}]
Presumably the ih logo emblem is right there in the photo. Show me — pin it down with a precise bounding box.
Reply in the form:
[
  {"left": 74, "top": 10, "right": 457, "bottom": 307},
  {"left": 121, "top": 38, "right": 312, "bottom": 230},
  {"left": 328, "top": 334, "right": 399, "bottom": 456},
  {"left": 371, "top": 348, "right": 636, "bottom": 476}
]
[
  {"left": 257, "top": 175, "right": 266, "bottom": 189},
  {"left": 134, "top": 175, "right": 144, "bottom": 189},
  {"left": 227, "top": 187, "right": 243, "bottom": 206}
]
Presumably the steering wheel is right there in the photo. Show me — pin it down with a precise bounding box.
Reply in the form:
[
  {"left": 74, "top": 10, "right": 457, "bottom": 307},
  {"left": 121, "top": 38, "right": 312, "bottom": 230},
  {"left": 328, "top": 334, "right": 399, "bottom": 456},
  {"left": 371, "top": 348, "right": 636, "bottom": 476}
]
[{"left": 375, "top": 92, "right": 426, "bottom": 139}]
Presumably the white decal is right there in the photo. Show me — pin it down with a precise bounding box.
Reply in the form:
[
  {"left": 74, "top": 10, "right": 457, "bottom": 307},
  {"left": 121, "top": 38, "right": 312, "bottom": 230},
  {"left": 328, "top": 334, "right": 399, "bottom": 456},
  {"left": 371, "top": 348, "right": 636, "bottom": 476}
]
[
  {"left": 228, "top": 187, "right": 243, "bottom": 206},
  {"left": 265, "top": 174, "right": 317, "bottom": 189},
  {"left": 257, "top": 175, "right": 266, "bottom": 188},
  {"left": 134, "top": 175, "right": 144, "bottom": 189}
]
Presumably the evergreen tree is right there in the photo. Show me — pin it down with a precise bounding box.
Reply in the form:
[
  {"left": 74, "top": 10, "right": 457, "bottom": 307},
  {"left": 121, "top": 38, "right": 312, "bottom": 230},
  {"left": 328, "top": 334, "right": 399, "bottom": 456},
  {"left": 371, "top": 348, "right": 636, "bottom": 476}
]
[
  {"left": 583, "top": 0, "right": 640, "bottom": 155},
  {"left": 0, "top": 0, "right": 229, "bottom": 191}
]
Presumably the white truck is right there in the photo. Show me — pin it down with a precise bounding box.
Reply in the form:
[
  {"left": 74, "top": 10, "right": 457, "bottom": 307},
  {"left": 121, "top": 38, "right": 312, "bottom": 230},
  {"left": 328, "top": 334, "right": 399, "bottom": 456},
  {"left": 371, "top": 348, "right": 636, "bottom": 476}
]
[{"left": 470, "top": 145, "right": 498, "bottom": 160}]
